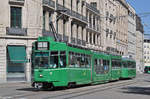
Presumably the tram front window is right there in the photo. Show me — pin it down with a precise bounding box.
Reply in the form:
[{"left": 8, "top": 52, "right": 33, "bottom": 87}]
[{"left": 35, "top": 57, "right": 49, "bottom": 68}]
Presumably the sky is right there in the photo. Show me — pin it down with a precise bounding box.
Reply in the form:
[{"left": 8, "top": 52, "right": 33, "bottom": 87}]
[{"left": 126, "top": 0, "right": 150, "bottom": 34}]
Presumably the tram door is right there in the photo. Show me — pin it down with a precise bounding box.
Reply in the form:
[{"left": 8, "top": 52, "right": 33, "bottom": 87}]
[{"left": 7, "top": 46, "right": 27, "bottom": 82}]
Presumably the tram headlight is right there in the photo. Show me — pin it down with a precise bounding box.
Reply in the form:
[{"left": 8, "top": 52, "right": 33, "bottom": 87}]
[{"left": 37, "top": 42, "right": 49, "bottom": 50}]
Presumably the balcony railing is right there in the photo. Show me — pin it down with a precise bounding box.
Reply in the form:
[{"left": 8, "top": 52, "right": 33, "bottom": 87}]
[
  {"left": 6, "top": 27, "right": 27, "bottom": 36},
  {"left": 57, "top": 4, "right": 72, "bottom": 16},
  {"left": 43, "top": 0, "right": 55, "bottom": 9},
  {"left": 86, "top": 3, "right": 100, "bottom": 14},
  {"left": 56, "top": 3, "right": 88, "bottom": 23},
  {"left": 77, "top": 39, "right": 82, "bottom": 45},
  {"left": 71, "top": 37, "right": 76, "bottom": 44},
  {"left": 71, "top": 10, "right": 88, "bottom": 23},
  {"left": 9, "top": 0, "right": 25, "bottom": 5}
]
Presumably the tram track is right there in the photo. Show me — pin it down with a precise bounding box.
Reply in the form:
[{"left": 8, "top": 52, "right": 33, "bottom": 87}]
[
  {"left": 1, "top": 79, "right": 139, "bottom": 99},
  {"left": 43, "top": 80, "right": 137, "bottom": 99}
]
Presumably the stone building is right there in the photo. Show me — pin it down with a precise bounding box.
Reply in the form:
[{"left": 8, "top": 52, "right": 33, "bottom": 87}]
[
  {"left": 115, "top": 0, "right": 128, "bottom": 55},
  {"left": 136, "top": 15, "right": 144, "bottom": 73},
  {"left": 103, "top": 0, "right": 117, "bottom": 54},
  {"left": 144, "top": 34, "right": 150, "bottom": 70},
  {"left": 127, "top": 3, "right": 136, "bottom": 59}
]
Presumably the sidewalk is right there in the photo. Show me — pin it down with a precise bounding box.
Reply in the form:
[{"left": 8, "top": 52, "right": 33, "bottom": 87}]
[{"left": 0, "top": 82, "right": 31, "bottom": 88}]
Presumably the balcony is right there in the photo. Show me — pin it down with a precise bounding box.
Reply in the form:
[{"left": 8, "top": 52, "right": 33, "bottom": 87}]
[
  {"left": 56, "top": 4, "right": 72, "bottom": 16},
  {"left": 6, "top": 27, "right": 27, "bottom": 36},
  {"left": 43, "top": 0, "right": 55, "bottom": 9},
  {"left": 9, "top": 0, "right": 25, "bottom": 5},
  {"left": 72, "top": 10, "right": 88, "bottom": 23},
  {"left": 71, "top": 37, "right": 76, "bottom": 44},
  {"left": 56, "top": 3, "right": 88, "bottom": 23},
  {"left": 77, "top": 39, "right": 82, "bottom": 45},
  {"left": 86, "top": 3, "right": 100, "bottom": 14},
  {"left": 42, "top": 29, "right": 54, "bottom": 37}
]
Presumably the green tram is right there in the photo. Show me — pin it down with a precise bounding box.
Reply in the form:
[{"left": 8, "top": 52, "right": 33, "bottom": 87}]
[
  {"left": 144, "top": 66, "right": 150, "bottom": 74},
  {"left": 32, "top": 37, "right": 136, "bottom": 89},
  {"left": 110, "top": 55, "right": 122, "bottom": 80},
  {"left": 121, "top": 58, "right": 136, "bottom": 78}
]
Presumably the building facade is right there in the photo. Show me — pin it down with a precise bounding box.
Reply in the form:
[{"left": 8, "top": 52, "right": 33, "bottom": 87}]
[
  {"left": 115, "top": 0, "right": 128, "bottom": 56},
  {"left": 0, "top": 0, "right": 102, "bottom": 83},
  {"left": 136, "top": 15, "right": 144, "bottom": 73},
  {"left": 144, "top": 34, "right": 150, "bottom": 69},
  {"left": 103, "top": 0, "right": 117, "bottom": 53},
  {"left": 127, "top": 3, "right": 136, "bottom": 59}
]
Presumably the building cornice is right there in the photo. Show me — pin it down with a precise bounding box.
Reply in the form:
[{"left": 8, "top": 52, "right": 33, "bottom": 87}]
[{"left": 116, "top": 0, "right": 128, "bottom": 9}]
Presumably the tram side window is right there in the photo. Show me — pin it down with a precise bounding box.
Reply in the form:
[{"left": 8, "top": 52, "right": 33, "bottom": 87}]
[
  {"left": 95, "top": 59, "right": 105, "bottom": 74},
  {"left": 85, "top": 55, "right": 91, "bottom": 68},
  {"left": 69, "top": 52, "right": 91, "bottom": 68},
  {"left": 50, "top": 51, "right": 58, "bottom": 68},
  {"left": 76, "top": 54, "right": 81, "bottom": 68},
  {"left": 103, "top": 60, "right": 109, "bottom": 74},
  {"left": 123, "top": 62, "right": 127, "bottom": 68},
  {"left": 94, "top": 59, "right": 98, "bottom": 74},
  {"left": 60, "top": 51, "right": 66, "bottom": 68},
  {"left": 69, "top": 52, "right": 76, "bottom": 67},
  {"left": 99, "top": 59, "right": 103, "bottom": 74},
  {"left": 128, "top": 62, "right": 132, "bottom": 68},
  {"left": 118, "top": 61, "right": 121, "bottom": 68},
  {"left": 80, "top": 54, "right": 86, "bottom": 68},
  {"left": 131, "top": 62, "right": 136, "bottom": 68},
  {"left": 112, "top": 60, "right": 116, "bottom": 68}
]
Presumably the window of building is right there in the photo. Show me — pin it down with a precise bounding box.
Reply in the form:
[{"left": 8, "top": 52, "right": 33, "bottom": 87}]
[
  {"left": 90, "top": 2, "right": 97, "bottom": 8},
  {"left": 86, "top": 32, "right": 88, "bottom": 42},
  {"left": 71, "top": 0, "right": 73, "bottom": 10},
  {"left": 89, "top": 14, "right": 92, "bottom": 27},
  {"left": 97, "top": 17, "right": 99, "bottom": 31},
  {"left": 110, "top": 30, "right": 112, "bottom": 39},
  {"left": 114, "top": 32, "right": 116, "bottom": 40},
  {"left": 106, "top": 28, "right": 109, "bottom": 37},
  {"left": 63, "top": 0, "right": 65, "bottom": 7},
  {"left": 49, "top": 13, "right": 52, "bottom": 31},
  {"left": 93, "top": 34, "right": 96, "bottom": 44},
  {"left": 77, "top": 25, "right": 79, "bottom": 40},
  {"left": 81, "top": 27, "right": 84, "bottom": 42},
  {"left": 76, "top": 0, "right": 79, "bottom": 12},
  {"left": 93, "top": 16, "right": 96, "bottom": 29},
  {"left": 71, "top": 22, "right": 73, "bottom": 39},
  {"left": 63, "top": 20, "right": 66, "bottom": 36},
  {"left": 11, "top": 7, "right": 22, "bottom": 28},
  {"left": 90, "top": 33, "right": 92, "bottom": 44},
  {"left": 106, "top": 11, "right": 109, "bottom": 20},
  {"left": 81, "top": 1, "right": 84, "bottom": 15},
  {"left": 7, "top": 46, "right": 27, "bottom": 81},
  {"left": 43, "top": 11, "right": 46, "bottom": 30}
]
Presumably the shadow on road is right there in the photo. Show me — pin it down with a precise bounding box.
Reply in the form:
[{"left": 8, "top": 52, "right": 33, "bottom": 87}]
[
  {"left": 121, "top": 86, "right": 150, "bottom": 95},
  {"left": 16, "top": 84, "right": 91, "bottom": 92}
]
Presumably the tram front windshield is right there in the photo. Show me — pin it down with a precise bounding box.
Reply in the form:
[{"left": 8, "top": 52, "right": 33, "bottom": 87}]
[{"left": 35, "top": 57, "right": 49, "bottom": 68}]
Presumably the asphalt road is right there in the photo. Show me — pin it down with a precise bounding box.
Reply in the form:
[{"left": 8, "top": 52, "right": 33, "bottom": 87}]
[{"left": 0, "top": 73, "right": 150, "bottom": 99}]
